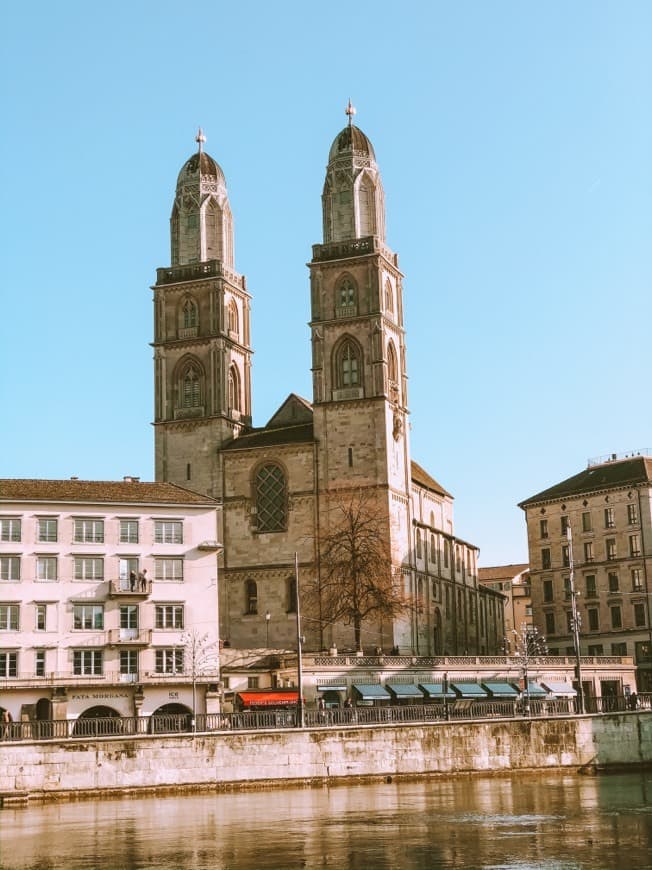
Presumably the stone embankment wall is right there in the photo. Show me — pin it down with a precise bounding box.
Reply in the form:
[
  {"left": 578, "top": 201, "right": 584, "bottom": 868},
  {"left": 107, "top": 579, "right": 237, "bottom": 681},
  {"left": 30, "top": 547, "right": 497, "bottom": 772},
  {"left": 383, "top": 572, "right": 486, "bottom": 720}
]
[{"left": 1, "top": 713, "right": 650, "bottom": 802}]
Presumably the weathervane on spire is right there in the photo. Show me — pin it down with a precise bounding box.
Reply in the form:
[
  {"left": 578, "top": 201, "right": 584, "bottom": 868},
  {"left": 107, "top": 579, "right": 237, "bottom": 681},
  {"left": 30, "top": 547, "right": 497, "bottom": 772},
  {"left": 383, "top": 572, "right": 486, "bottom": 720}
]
[
  {"left": 345, "top": 99, "right": 356, "bottom": 126},
  {"left": 195, "top": 127, "right": 206, "bottom": 153}
]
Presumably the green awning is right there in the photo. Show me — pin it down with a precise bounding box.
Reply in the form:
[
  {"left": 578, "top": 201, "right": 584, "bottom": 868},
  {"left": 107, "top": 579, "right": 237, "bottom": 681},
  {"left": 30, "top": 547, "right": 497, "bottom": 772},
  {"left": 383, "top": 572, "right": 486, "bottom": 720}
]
[
  {"left": 482, "top": 681, "right": 519, "bottom": 698},
  {"left": 386, "top": 684, "right": 426, "bottom": 699},
  {"left": 524, "top": 682, "right": 548, "bottom": 697},
  {"left": 451, "top": 682, "right": 488, "bottom": 698},
  {"left": 418, "top": 683, "right": 456, "bottom": 700},
  {"left": 351, "top": 684, "right": 391, "bottom": 700}
]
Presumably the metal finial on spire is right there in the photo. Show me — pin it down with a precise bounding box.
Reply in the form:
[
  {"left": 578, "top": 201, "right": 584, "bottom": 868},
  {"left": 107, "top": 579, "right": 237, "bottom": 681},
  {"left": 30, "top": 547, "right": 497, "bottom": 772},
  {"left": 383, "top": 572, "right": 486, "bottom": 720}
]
[
  {"left": 345, "top": 99, "right": 356, "bottom": 126},
  {"left": 195, "top": 127, "right": 206, "bottom": 153}
]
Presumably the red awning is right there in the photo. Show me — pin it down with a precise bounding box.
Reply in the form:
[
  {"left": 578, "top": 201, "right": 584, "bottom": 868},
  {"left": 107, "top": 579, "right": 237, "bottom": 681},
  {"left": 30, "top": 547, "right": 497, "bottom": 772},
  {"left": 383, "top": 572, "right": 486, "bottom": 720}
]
[{"left": 237, "top": 691, "right": 300, "bottom": 707}]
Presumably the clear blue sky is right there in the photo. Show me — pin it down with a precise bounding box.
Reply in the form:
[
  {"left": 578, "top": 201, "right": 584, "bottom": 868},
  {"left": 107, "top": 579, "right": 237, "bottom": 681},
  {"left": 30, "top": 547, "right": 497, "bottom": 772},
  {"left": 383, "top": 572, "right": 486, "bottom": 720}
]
[{"left": 1, "top": 2, "right": 650, "bottom": 566}]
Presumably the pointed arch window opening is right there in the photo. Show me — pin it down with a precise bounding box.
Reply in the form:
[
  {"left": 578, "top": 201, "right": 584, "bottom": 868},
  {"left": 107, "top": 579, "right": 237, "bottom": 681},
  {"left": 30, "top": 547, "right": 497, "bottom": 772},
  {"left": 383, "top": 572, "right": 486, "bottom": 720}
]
[
  {"left": 340, "top": 342, "right": 360, "bottom": 388},
  {"left": 387, "top": 340, "right": 400, "bottom": 403},
  {"left": 336, "top": 277, "right": 357, "bottom": 318},
  {"left": 181, "top": 365, "right": 201, "bottom": 408},
  {"left": 228, "top": 365, "right": 241, "bottom": 415},
  {"left": 245, "top": 579, "right": 258, "bottom": 615},
  {"left": 227, "top": 299, "right": 240, "bottom": 339},
  {"left": 255, "top": 464, "right": 287, "bottom": 533},
  {"left": 183, "top": 299, "right": 198, "bottom": 329}
]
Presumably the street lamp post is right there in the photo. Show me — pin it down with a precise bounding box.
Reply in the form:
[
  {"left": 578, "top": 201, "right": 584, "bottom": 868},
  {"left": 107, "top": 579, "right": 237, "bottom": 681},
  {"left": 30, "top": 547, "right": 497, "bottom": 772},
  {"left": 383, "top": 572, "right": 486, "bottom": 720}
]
[
  {"left": 294, "top": 552, "right": 305, "bottom": 728},
  {"left": 265, "top": 611, "right": 271, "bottom": 648},
  {"left": 567, "top": 526, "right": 585, "bottom": 714}
]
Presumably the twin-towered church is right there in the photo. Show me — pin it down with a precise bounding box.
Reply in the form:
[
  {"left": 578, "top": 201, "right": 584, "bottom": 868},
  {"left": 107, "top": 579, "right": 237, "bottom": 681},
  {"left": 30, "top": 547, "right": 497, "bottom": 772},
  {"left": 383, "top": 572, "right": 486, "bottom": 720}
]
[{"left": 152, "top": 106, "right": 505, "bottom": 655}]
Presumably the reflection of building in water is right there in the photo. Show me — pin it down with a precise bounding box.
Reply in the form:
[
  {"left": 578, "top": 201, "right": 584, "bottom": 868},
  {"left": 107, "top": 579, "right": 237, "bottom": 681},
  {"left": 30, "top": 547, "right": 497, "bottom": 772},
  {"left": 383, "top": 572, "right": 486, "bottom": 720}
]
[{"left": 0, "top": 478, "right": 221, "bottom": 725}]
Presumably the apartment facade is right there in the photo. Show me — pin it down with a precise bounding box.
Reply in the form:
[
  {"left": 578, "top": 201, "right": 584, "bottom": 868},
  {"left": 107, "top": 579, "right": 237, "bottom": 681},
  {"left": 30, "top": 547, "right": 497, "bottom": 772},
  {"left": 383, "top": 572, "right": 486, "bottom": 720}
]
[
  {"left": 0, "top": 479, "right": 221, "bottom": 725},
  {"left": 519, "top": 453, "right": 652, "bottom": 691},
  {"left": 478, "top": 563, "right": 532, "bottom": 647}
]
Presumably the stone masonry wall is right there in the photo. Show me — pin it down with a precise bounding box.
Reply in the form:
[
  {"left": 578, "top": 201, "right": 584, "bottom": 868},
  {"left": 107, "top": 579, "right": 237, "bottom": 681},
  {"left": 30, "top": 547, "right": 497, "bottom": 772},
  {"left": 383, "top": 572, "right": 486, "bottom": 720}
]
[{"left": 1, "top": 713, "right": 650, "bottom": 801}]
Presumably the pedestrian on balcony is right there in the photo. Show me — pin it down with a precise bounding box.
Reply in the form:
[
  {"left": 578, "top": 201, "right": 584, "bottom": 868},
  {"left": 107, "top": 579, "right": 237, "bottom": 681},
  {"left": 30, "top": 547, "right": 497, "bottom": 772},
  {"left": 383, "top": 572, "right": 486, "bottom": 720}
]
[
  {"left": 2, "top": 709, "right": 13, "bottom": 738},
  {"left": 138, "top": 568, "right": 147, "bottom": 591},
  {"left": 129, "top": 570, "right": 137, "bottom": 591}
]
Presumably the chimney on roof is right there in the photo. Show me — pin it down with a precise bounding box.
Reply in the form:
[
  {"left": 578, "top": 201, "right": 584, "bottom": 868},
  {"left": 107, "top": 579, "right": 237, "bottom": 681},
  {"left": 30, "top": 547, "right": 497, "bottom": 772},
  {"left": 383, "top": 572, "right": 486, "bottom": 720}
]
[{"left": 123, "top": 476, "right": 140, "bottom": 483}]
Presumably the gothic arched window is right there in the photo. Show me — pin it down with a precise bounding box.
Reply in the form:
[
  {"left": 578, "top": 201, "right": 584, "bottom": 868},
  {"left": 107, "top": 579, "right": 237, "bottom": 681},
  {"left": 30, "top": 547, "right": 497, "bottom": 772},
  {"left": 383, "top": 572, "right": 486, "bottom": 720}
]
[
  {"left": 338, "top": 277, "right": 356, "bottom": 308},
  {"left": 287, "top": 576, "right": 297, "bottom": 613},
  {"left": 335, "top": 339, "right": 362, "bottom": 389},
  {"left": 228, "top": 365, "right": 241, "bottom": 413},
  {"left": 227, "top": 299, "right": 239, "bottom": 337},
  {"left": 181, "top": 364, "right": 201, "bottom": 407},
  {"left": 416, "top": 529, "right": 422, "bottom": 559},
  {"left": 430, "top": 534, "right": 436, "bottom": 562},
  {"left": 182, "top": 298, "right": 198, "bottom": 329},
  {"left": 384, "top": 280, "right": 394, "bottom": 315},
  {"left": 387, "top": 341, "right": 398, "bottom": 384},
  {"left": 245, "top": 579, "right": 258, "bottom": 615},
  {"left": 255, "top": 464, "right": 287, "bottom": 532}
]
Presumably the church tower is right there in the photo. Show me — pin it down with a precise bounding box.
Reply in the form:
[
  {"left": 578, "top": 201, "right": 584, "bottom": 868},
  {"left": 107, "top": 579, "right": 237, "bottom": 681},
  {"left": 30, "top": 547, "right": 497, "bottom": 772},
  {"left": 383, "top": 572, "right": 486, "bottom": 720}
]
[
  {"left": 153, "top": 131, "right": 252, "bottom": 496},
  {"left": 309, "top": 103, "right": 413, "bottom": 570}
]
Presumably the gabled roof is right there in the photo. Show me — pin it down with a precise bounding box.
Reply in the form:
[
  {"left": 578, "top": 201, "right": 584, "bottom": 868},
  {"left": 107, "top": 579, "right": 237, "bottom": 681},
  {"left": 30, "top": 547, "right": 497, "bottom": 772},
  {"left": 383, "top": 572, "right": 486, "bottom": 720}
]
[
  {"left": 266, "top": 394, "right": 313, "bottom": 429},
  {"left": 411, "top": 461, "right": 452, "bottom": 498},
  {"left": 519, "top": 456, "right": 652, "bottom": 508},
  {"left": 0, "top": 479, "right": 217, "bottom": 506},
  {"left": 221, "top": 422, "right": 315, "bottom": 452},
  {"left": 478, "top": 564, "right": 529, "bottom": 582}
]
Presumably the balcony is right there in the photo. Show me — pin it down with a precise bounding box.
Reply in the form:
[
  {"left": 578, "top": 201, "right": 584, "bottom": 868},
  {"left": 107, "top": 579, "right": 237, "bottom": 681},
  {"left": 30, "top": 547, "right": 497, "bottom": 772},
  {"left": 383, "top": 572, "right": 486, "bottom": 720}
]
[
  {"left": 106, "top": 629, "right": 152, "bottom": 647},
  {"left": 108, "top": 579, "right": 152, "bottom": 599},
  {"left": 155, "top": 260, "right": 245, "bottom": 290},
  {"left": 0, "top": 669, "right": 220, "bottom": 690}
]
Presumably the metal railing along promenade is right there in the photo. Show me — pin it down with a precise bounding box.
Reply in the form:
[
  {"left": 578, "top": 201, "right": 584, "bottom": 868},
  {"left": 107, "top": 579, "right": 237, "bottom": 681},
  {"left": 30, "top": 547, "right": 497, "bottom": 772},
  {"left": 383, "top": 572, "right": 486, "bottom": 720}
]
[{"left": 1, "top": 694, "right": 649, "bottom": 743}]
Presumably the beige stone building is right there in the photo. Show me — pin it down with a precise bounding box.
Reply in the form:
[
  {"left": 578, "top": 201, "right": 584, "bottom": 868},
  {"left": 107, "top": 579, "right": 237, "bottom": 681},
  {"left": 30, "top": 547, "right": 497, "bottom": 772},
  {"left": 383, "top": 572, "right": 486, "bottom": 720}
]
[
  {"left": 478, "top": 563, "right": 532, "bottom": 647},
  {"left": 0, "top": 479, "right": 222, "bottom": 725},
  {"left": 519, "top": 453, "right": 652, "bottom": 691},
  {"left": 152, "top": 113, "right": 505, "bottom": 656}
]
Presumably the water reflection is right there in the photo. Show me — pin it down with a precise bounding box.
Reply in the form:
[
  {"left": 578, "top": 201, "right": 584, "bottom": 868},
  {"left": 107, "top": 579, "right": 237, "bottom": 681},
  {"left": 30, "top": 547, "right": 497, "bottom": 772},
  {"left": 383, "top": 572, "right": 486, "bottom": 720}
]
[{"left": 1, "top": 771, "right": 650, "bottom": 869}]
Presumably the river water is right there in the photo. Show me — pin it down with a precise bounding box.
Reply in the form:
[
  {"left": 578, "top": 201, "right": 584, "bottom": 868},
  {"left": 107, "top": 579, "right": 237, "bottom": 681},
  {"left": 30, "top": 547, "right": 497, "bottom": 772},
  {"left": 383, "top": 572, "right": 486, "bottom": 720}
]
[{"left": 1, "top": 771, "right": 651, "bottom": 870}]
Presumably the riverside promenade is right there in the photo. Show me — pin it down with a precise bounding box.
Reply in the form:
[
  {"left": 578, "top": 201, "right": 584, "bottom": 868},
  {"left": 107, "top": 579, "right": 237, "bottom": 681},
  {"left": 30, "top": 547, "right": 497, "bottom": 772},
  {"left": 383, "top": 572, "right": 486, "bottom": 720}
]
[{"left": 1, "top": 709, "right": 651, "bottom": 805}]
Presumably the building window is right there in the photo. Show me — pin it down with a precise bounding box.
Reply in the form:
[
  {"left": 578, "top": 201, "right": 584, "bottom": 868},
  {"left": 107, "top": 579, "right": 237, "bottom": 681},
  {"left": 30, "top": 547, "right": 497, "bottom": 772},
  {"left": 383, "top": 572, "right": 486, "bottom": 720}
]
[
  {"left": 0, "top": 518, "right": 21, "bottom": 542},
  {"left": 227, "top": 299, "right": 239, "bottom": 336},
  {"left": 73, "top": 650, "right": 103, "bottom": 676},
  {"left": 543, "top": 579, "right": 553, "bottom": 602},
  {"left": 154, "top": 520, "right": 183, "bottom": 544},
  {"left": 247, "top": 676, "right": 260, "bottom": 689},
  {"left": 540, "top": 519, "right": 548, "bottom": 539},
  {"left": 634, "top": 603, "right": 646, "bottom": 627},
  {"left": 0, "top": 604, "right": 19, "bottom": 630},
  {"left": 228, "top": 364, "right": 241, "bottom": 413},
  {"left": 182, "top": 364, "right": 201, "bottom": 407},
  {"left": 545, "top": 612, "right": 555, "bottom": 635},
  {"left": 387, "top": 340, "right": 398, "bottom": 386},
  {"left": 0, "top": 556, "right": 20, "bottom": 582},
  {"left": 629, "top": 535, "right": 641, "bottom": 558},
  {"left": 611, "top": 642, "right": 627, "bottom": 656},
  {"left": 581, "top": 512, "right": 592, "bottom": 533},
  {"left": 338, "top": 277, "right": 356, "bottom": 307},
  {"left": 384, "top": 279, "right": 394, "bottom": 315},
  {"left": 155, "top": 649, "right": 183, "bottom": 674},
  {"left": 73, "top": 604, "right": 104, "bottom": 630},
  {"left": 0, "top": 651, "right": 17, "bottom": 677},
  {"left": 587, "top": 644, "right": 604, "bottom": 656},
  {"left": 560, "top": 515, "right": 569, "bottom": 536},
  {"left": 37, "top": 517, "right": 58, "bottom": 542},
  {"left": 585, "top": 575, "right": 597, "bottom": 598},
  {"left": 610, "top": 606, "right": 622, "bottom": 629},
  {"left": 627, "top": 503, "right": 638, "bottom": 525},
  {"left": 35, "top": 649, "right": 46, "bottom": 677},
  {"left": 183, "top": 298, "right": 198, "bottom": 329},
  {"left": 245, "top": 579, "right": 258, "bottom": 615},
  {"left": 430, "top": 535, "right": 436, "bottom": 562},
  {"left": 74, "top": 557, "right": 104, "bottom": 581},
  {"left": 565, "top": 610, "right": 573, "bottom": 633},
  {"left": 338, "top": 340, "right": 361, "bottom": 388},
  {"left": 606, "top": 538, "right": 616, "bottom": 561},
  {"left": 443, "top": 540, "right": 449, "bottom": 568},
  {"left": 588, "top": 608, "right": 599, "bottom": 631},
  {"left": 120, "top": 520, "right": 139, "bottom": 544},
  {"left": 416, "top": 529, "right": 422, "bottom": 559},
  {"left": 36, "top": 556, "right": 57, "bottom": 582},
  {"left": 73, "top": 519, "right": 104, "bottom": 543},
  {"left": 120, "top": 605, "right": 138, "bottom": 629},
  {"left": 541, "top": 548, "right": 551, "bottom": 570},
  {"left": 562, "top": 545, "right": 570, "bottom": 568},
  {"left": 155, "top": 558, "right": 184, "bottom": 582},
  {"left": 120, "top": 650, "right": 138, "bottom": 676},
  {"left": 562, "top": 577, "right": 571, "bottom": 600},
  {"left": 35, "top": 603, "right": 47, "bottom": 631},
  {"left": 631, "top": 568, "right": 643, "bottom": 591},
  {"left": 581, "top": 541, "right": 592, "bottom": 563},
  {"left": 604, "top": 508, "right": 615, "bottom": 529},
  {"left": 155, "top": 604, "right": 184, "bottom": 629},
  {"left": 255, "top": 464, "right": 287, "bottom": 532},
  {"left": 287, "top": 577, "right": 297, "bottom": 613},
  {"left": 608, "top": 572, "right": 619, "bottom": 593}
]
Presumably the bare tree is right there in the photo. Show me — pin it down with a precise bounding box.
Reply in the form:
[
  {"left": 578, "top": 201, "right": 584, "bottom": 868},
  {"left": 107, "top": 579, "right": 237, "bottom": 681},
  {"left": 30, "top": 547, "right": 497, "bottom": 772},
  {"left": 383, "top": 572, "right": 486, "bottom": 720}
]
[
  {"left": 181, "top": 629, "right": 219, "bottom": 730},
  {"left": 307, "top": 490, "right": 409, "bottom": 652},
  {"left": 511, "top": 623, "right": 547, "bottom": 715}
]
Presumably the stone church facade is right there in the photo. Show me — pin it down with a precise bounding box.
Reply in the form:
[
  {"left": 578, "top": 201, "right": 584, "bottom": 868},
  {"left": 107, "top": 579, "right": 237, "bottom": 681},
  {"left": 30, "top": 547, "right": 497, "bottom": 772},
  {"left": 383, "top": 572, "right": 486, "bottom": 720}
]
[{"left": 152, "top": 112, "right": 505, "bottom": 655}]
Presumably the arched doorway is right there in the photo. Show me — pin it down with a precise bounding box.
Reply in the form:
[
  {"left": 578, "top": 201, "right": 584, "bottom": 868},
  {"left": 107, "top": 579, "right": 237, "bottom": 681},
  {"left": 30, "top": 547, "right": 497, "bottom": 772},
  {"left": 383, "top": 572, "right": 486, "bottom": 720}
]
[
  {"left": 149, "top": 702, "right": 192, "bottom": 733},
  {"left": 35, "top": 698, "right": 53, "bottom": 738},
  {"left": 72, "top": 705, "right": 122, "bottom": 737}
]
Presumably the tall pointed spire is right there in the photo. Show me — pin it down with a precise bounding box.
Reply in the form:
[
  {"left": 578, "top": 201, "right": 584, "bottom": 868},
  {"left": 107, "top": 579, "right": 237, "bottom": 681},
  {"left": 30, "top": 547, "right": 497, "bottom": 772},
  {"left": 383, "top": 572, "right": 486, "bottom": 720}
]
[
  {"left": 195, "top": 127, "right": 206, "bottom": 153},
  {"left": 345, "top": 99, "right": 356, "bottom": 126}
]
